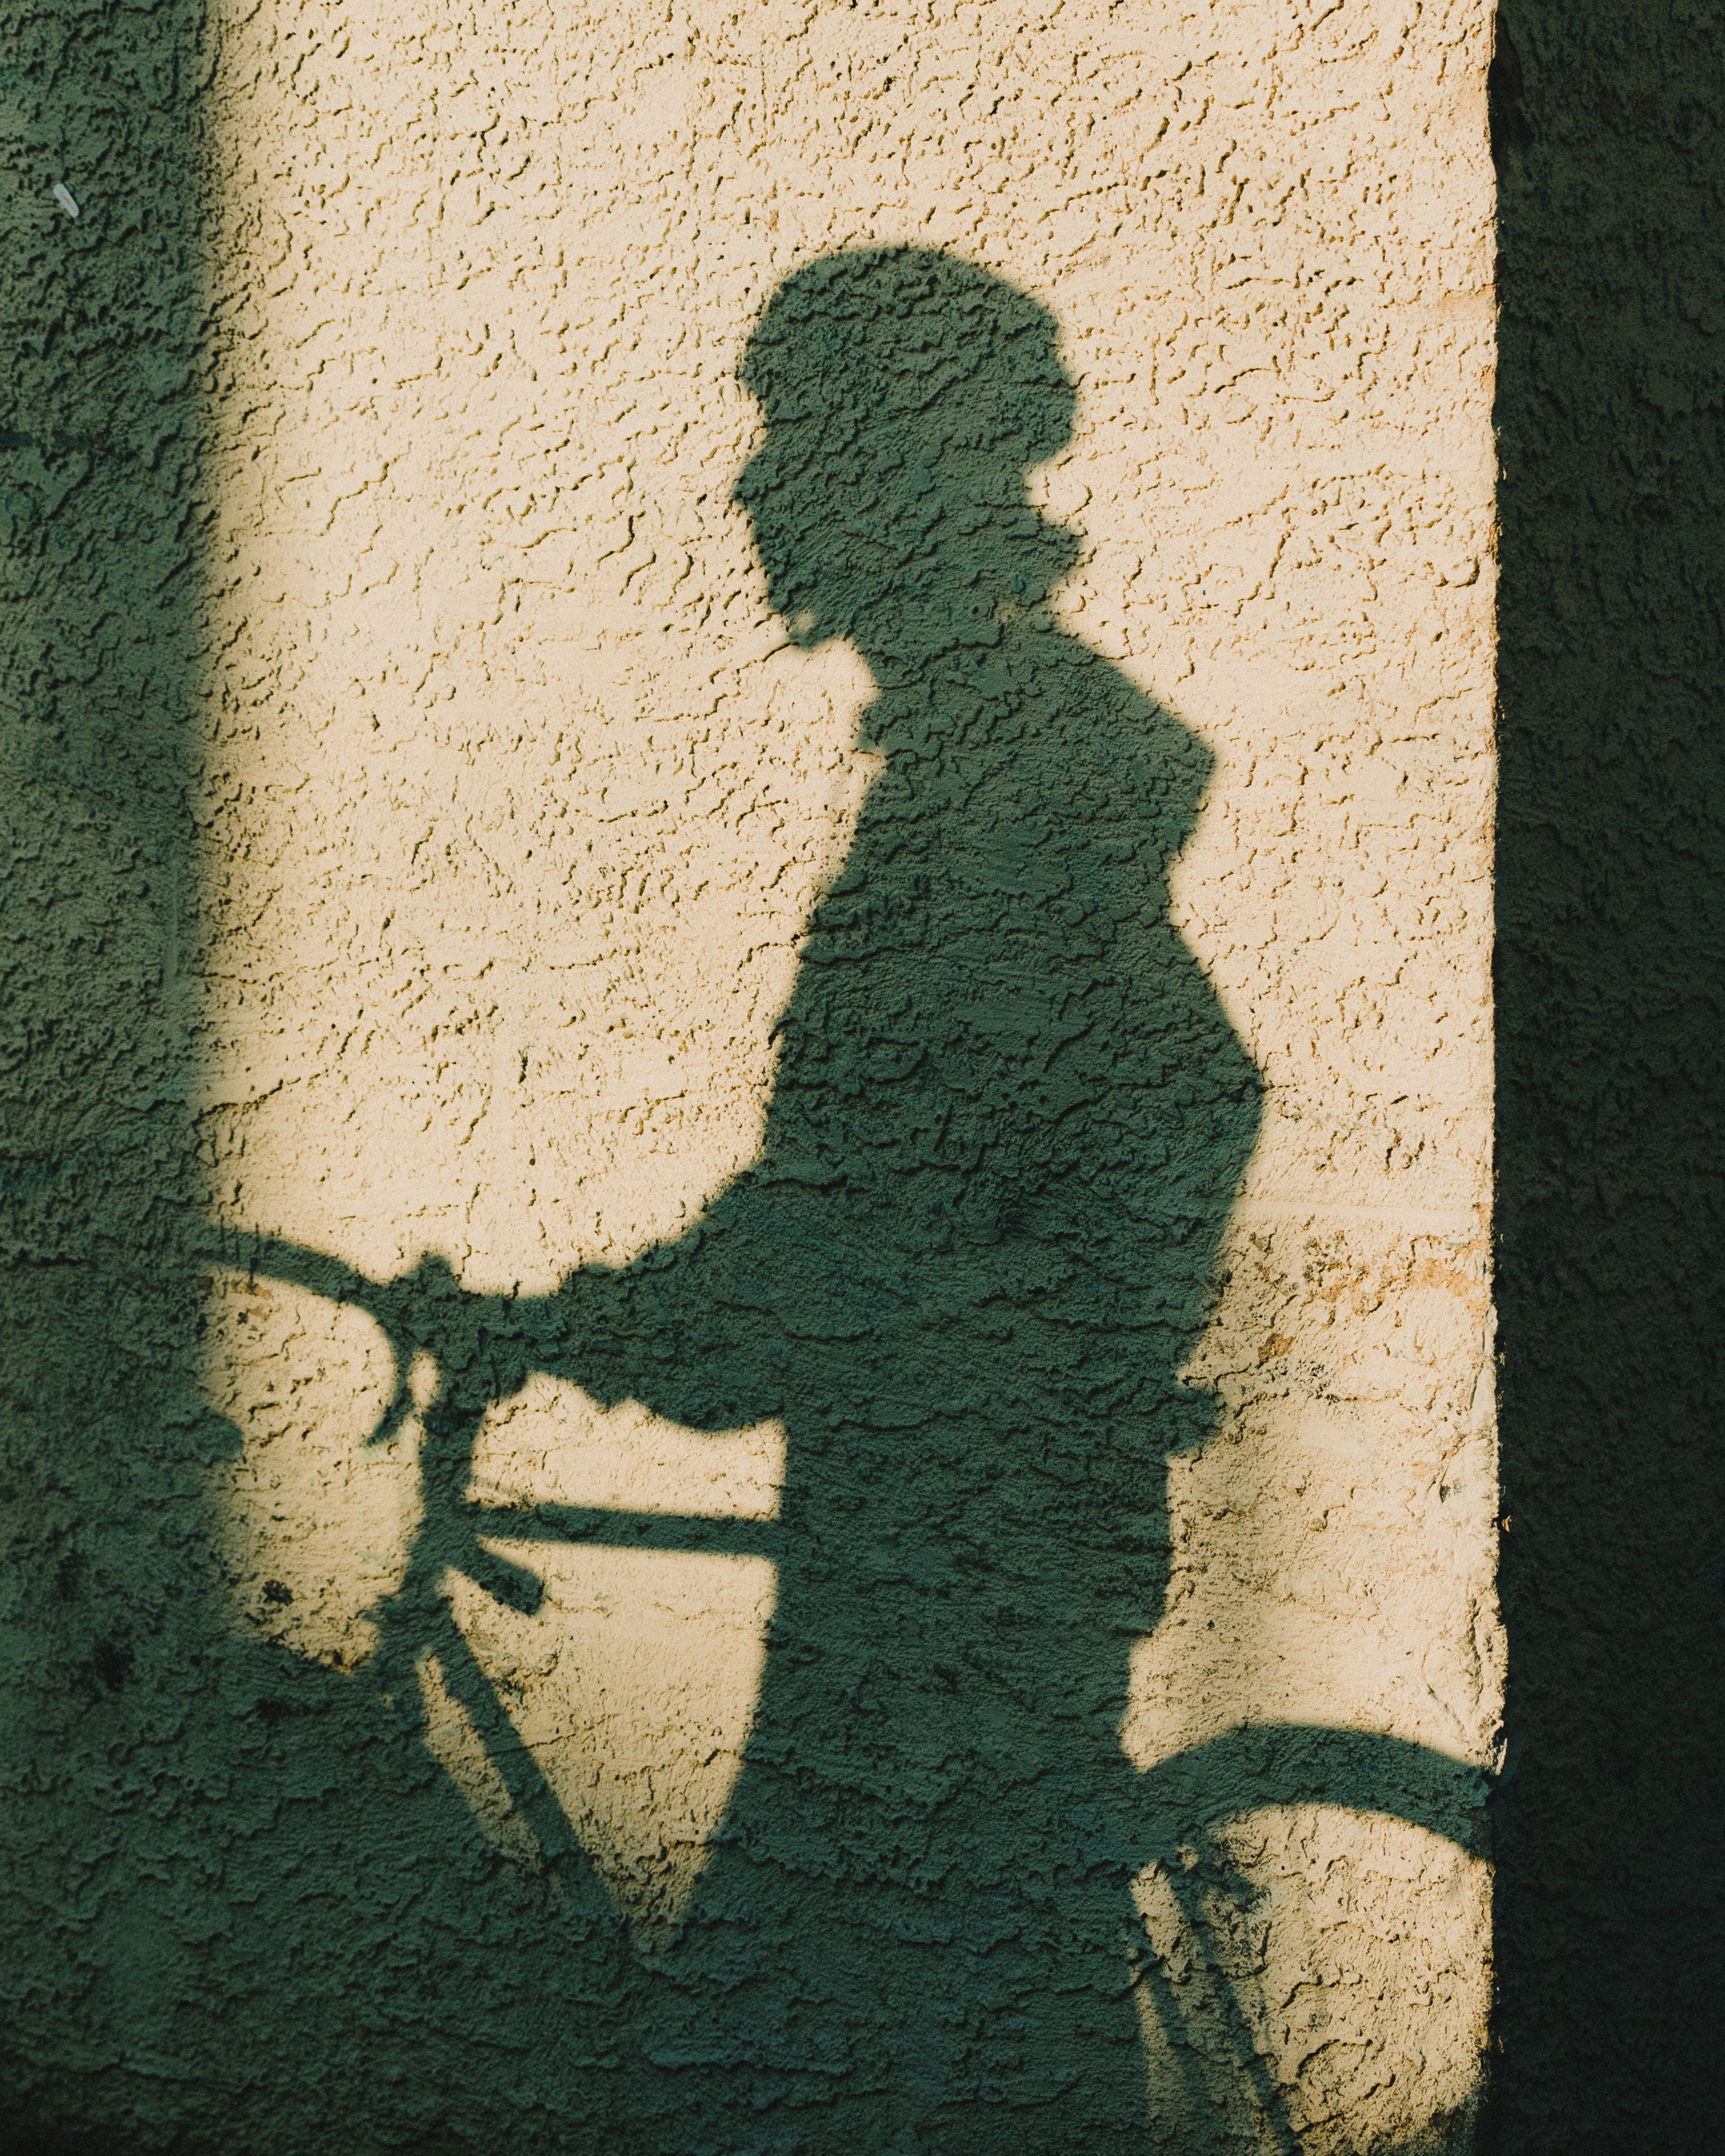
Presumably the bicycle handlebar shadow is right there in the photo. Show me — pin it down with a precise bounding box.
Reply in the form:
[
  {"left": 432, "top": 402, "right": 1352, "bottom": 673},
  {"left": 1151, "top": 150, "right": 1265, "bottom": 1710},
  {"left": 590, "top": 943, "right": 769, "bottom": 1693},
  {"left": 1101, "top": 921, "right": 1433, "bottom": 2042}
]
[{"left": 207, "top": 252, "right": 1485, "bottom": 2151}]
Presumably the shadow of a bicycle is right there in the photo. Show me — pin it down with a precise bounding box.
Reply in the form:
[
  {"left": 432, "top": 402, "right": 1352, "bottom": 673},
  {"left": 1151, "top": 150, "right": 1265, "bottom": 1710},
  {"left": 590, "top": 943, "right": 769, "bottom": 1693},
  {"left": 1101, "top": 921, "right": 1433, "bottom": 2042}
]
[{"left": 207, "top": 1225, "right": 1490, "bottom": 2153}]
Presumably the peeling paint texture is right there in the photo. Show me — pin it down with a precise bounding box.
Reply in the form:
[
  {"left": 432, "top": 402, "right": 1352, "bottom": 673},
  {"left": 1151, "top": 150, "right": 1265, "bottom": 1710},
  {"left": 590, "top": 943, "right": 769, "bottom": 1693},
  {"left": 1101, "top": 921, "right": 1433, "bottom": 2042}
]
[{"left": 4, "top": 4, "right": 1499, "bottom": 2152}]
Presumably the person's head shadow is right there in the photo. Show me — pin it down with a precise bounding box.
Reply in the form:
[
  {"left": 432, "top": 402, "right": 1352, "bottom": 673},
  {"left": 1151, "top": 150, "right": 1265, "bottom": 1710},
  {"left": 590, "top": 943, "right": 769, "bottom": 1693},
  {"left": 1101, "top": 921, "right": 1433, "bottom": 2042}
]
[{"left": 733, "top": 246, "right": 1082, "bottom": 672}]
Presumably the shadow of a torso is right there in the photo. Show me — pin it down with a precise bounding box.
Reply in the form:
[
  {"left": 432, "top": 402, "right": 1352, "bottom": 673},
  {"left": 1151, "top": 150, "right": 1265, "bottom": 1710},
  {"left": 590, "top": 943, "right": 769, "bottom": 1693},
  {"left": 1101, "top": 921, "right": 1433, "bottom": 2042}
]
[{"left": 553, "top": 616, "right": 1260, "bottom": 2150}]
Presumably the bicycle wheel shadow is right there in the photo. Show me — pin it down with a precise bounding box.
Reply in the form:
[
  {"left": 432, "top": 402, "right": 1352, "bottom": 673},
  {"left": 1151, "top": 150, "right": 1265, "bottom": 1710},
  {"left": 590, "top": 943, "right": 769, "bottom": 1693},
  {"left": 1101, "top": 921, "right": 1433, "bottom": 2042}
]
[{"left": 213, "top": 249, "right": 1486, "bottom": 2151}]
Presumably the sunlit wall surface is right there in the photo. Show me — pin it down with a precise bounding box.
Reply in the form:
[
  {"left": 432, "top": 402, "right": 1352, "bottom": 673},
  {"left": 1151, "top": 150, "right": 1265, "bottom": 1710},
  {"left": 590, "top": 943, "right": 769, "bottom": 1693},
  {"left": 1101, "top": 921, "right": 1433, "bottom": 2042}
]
[{"left": 6, "top": 1, "right": 1498, "bottom": 2150}]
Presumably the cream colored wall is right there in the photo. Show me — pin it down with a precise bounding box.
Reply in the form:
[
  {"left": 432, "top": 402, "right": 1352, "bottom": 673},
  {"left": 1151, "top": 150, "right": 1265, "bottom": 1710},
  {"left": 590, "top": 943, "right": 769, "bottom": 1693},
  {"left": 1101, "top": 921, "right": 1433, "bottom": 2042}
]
[{"left": 196, "top": 0, "right": 1498, "bottom": 2144}]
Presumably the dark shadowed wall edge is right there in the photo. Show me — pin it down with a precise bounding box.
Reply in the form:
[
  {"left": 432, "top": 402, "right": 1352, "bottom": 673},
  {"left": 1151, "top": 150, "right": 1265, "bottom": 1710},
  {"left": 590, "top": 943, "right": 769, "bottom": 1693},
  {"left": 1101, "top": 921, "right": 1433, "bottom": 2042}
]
[
  {"left": 1, "top": 17, "right": 622, "bottom": 2147},
  {"left": 0, "top": 1, "right": 214, "bottom": 2146},
  {"left": 1488, "top": 5, "right": 1725, "bottom": 2151}
]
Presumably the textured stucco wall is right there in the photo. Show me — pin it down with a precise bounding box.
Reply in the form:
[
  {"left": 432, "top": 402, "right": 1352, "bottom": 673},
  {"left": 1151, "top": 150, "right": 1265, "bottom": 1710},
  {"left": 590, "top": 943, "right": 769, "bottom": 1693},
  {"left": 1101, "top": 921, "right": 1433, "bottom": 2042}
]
[{"left": 5, "top": 4, "right": 1499, "bottom": 2152}]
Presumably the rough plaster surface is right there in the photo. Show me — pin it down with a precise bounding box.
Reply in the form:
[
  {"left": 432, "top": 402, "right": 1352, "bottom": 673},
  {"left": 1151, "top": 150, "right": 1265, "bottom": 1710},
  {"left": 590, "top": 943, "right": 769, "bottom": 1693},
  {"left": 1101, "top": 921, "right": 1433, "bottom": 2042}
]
[{"left": 4, "top": 3, "right": 1499, "bottom": 2151}]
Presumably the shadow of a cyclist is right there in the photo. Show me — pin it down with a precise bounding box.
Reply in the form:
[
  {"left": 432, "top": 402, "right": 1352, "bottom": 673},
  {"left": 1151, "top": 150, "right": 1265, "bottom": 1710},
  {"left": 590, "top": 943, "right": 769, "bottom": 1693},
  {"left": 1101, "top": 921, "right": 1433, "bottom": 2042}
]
[
  {"left": 528, "top": 247, "right": 1258, "bottom": 2149},
  {"left": 223, "top": 252, "right": 1484, "bottom": 2149}
]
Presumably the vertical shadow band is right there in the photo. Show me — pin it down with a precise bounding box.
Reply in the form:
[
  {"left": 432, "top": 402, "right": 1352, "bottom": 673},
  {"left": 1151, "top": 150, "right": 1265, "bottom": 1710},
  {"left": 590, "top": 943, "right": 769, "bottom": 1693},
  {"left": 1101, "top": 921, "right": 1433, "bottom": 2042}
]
[
  {"left": 0, "top": 5, "right": 210, "bottom": 2148},
  {"left": 1491, "top": 8, "right": 1725, "bottom": 2150}
]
